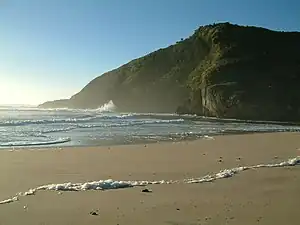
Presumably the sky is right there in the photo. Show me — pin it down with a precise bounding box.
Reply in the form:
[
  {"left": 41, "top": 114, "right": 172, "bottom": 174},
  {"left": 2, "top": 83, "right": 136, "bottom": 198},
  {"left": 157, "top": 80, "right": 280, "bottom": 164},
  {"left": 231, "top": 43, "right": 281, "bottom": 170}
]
[{"left": 0, "top": 0, "right": 299, "bottom": 105}]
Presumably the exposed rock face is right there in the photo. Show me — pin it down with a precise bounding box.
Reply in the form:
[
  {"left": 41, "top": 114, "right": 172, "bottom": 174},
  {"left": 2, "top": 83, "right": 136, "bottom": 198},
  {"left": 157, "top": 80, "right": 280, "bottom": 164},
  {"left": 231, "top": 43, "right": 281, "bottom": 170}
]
[{"left": 39, "top": 23, "right": 300, "bottom": 121}]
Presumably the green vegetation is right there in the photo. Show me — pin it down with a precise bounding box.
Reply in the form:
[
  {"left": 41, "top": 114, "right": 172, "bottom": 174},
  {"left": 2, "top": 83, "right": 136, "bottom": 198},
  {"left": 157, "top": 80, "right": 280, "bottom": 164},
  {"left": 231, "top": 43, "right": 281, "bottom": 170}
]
[{"left": 40, "top": 23, "right": 300, "bottom": 121}]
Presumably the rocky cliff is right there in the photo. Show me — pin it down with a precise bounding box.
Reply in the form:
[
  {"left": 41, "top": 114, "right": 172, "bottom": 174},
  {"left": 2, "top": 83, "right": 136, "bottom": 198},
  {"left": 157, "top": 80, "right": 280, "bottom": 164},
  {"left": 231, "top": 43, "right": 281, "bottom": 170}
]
[{"left": 40, "top": 23, "right": 300, "bottom": 121}]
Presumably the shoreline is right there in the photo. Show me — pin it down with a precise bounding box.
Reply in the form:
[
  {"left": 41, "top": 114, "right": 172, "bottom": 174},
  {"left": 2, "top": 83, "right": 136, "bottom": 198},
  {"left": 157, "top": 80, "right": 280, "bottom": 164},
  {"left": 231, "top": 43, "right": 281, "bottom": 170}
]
[
  {"left": 0, "top": 132, "right": 299, "bottom": 225},
  {"left": 1, "top": 130, "right": 298, "bottom": 151}
]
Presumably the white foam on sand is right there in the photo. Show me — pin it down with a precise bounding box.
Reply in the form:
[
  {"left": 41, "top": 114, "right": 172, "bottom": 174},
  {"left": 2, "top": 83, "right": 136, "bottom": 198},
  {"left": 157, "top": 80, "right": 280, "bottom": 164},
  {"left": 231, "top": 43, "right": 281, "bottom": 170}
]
[
  {"left": 0, "top": 196, "right": 18, "bottom": 204},
  {"left": 0, "top": 156, "right": 299, "bottom": 205}
]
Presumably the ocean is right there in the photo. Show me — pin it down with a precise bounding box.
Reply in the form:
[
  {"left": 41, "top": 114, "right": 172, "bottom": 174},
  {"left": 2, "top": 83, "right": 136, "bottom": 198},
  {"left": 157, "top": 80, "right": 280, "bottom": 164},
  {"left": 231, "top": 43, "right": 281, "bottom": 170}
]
[{"left": 1, "top": 101, "right": 300, "bottom": 148}]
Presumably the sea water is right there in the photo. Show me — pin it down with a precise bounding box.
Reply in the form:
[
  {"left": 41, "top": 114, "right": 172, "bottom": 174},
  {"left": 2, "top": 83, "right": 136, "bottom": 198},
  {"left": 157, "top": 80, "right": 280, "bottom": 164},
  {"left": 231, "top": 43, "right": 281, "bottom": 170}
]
[{"left": 1, "top": 101, "right": 300, "bottom": 148}]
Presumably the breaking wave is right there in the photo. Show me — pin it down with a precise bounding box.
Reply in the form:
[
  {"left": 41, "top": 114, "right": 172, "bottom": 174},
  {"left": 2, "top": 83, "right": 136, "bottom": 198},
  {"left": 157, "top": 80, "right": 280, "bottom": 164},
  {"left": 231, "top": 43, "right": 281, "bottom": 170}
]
[
  {"left": 0, "top": 116, "right": 98, "bottom": 127},
  {"left": 41, "top": 127, "right": 77, "bottom": 134},
  {"left": 95, "top": 100, "right": 116, "bottom": 113},
  {"left": 0, "top": 116, "right": 184, "bottom": 128},
  {"left": 77, "top": 118, "right": 185, "bottom": 128}
]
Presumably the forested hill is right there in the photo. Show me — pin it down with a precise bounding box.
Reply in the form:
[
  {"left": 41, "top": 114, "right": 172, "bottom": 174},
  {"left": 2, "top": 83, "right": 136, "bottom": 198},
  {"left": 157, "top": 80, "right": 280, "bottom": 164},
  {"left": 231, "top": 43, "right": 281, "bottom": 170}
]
[{"left": 40, "top": 23, "right": 300, "bottom": 121}]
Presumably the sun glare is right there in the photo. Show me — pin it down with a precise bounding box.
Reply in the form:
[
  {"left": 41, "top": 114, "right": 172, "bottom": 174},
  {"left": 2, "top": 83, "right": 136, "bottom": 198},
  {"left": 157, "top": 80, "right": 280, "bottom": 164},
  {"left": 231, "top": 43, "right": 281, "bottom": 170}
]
[
  {"left": 0, "top": 76, "right": 77, "bottom": 105},
  {"left": 0, "top": 79, "right": 44, "bottom": 105}
]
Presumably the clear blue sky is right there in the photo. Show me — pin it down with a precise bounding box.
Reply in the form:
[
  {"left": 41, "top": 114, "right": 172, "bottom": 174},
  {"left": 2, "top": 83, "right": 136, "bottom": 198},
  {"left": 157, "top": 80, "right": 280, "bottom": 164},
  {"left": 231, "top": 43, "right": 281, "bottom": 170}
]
[{"left": 0, "top": 0, "right": 299, "bottom": 105}]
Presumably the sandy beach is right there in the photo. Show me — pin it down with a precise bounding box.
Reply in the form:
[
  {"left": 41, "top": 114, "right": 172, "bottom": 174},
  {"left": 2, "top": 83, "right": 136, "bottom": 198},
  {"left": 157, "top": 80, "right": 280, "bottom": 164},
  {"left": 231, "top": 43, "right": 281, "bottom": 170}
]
[{"left": 0, "top": 132, "right": 299, "bottom": 225}]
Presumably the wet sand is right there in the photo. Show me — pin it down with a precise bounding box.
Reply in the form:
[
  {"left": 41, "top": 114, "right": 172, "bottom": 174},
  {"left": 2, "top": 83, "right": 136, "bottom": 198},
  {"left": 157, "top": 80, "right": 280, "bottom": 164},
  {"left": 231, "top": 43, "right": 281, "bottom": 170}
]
[{"left": 0, "top": 132, "right": 299, "bottom": 225}]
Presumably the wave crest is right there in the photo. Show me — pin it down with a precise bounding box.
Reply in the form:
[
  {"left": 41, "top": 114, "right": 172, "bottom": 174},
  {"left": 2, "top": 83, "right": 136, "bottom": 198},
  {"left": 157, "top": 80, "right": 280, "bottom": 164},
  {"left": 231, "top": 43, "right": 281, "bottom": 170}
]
[
  {"left": 95, "top": 100, "right": 116, "bottom": 113},
  {"left": 77, "top": 118, "right": 185, "bottom": 128},
  {"left": 0, "top": 116, "right": 97, "bottom": 127}
]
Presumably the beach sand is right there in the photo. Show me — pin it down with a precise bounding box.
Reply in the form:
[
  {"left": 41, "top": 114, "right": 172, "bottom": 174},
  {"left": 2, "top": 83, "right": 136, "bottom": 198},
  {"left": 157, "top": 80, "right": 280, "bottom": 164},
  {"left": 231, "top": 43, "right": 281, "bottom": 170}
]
[{"left": 0, "top": 132, "right": 299, "bottom": 225}]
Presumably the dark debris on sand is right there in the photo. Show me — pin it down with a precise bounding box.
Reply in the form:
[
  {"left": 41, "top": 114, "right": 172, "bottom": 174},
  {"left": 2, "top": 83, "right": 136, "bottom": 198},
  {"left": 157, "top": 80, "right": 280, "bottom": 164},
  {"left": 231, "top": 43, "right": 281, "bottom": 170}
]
[
  {"left": 89, "top": 210, "right": 99, "bottom": 216},
  {"left": 142, "top": 188, "right": 152, "bottom": 193}
]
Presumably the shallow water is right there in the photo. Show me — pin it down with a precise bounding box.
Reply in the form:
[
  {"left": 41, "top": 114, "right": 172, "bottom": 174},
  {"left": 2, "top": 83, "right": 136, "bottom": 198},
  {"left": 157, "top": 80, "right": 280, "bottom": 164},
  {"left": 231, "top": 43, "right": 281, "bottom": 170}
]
[{"left": 1, "top": 103, "right": 300, "bottom": 148}]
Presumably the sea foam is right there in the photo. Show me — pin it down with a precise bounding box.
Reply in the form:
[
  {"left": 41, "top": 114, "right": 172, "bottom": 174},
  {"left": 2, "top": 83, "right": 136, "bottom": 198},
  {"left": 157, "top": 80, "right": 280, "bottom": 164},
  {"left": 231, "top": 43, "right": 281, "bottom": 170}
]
[
  {"left": 0, "top": 156, "right": 299, "bottom": 205},
  {"left": 0, "top": 137, "right": 71, "bottom": 147},
  {"left": 0, "top": 116, "right": 97, "bottom": 127},
  {"left": 95, "top": 100, "right": 116, "bottom": 112}
]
